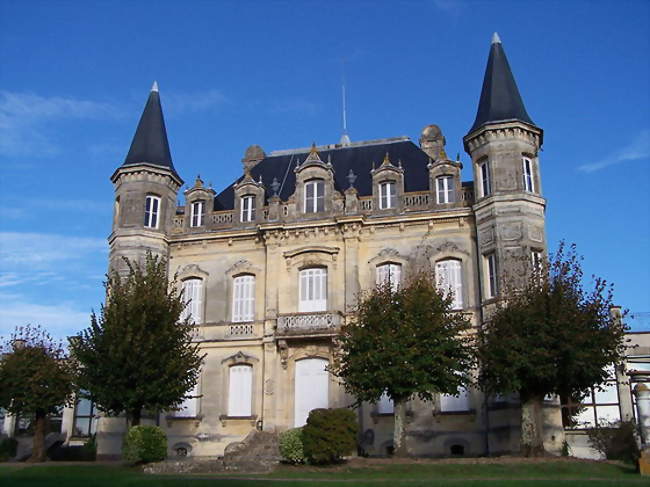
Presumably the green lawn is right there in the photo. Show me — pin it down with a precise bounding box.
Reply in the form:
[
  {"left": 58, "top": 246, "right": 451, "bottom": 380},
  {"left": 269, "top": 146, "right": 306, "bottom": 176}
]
[{"left": 0, "top": 460, "right": 644, "bottom": 487}]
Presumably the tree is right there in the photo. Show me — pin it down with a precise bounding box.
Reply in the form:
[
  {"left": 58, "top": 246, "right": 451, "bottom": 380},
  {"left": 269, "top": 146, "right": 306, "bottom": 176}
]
[
  {"left": 71, "top": 253, "right": 204, "bottom": 426},
  {"left": 0, "top": 325, "right": 74, "bottom": 462},
  {"left": 477, "top": 242, "right": 628, "bottom": 457},
  {"left": 331, "top": 273, "right": 474, "bottom": 456}
]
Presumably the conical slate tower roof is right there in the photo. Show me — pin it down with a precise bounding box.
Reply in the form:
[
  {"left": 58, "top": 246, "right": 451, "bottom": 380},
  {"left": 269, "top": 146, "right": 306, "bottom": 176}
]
[
  {"left": 122, "top": 82, "right": 178, "bottom": 177},
  {"left": 469, "top": 33, "right": 534, "bottom": 134}
]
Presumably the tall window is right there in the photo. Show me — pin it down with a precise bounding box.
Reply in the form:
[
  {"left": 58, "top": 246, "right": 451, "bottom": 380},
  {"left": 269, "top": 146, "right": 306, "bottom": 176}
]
[
  {"left": 304, "top": 180, "right": 325, "bottom": 213},
  {"left": 436, "top": 176, "right": 455, "bottom": 204},
  {"left": 531, "top": 250, "right": 543, "bottom": 273},
  {"left": 486, "top": 253, "right": 498, "bottom": 298},
  {"left": 232, "top": 275, "right": 255, "bottom": 322},
  {"left": 174, "top": 382, "right": 199, "bottom": 417},
  {"left": 379, "top": 181, "right": 396, "bottom": 209},
  {"left": 240, "top": 195, "right": 255, "bottom": 222},
  {"left": 377, "top": 390, "right": 394, "bottom": 415},
  {"left": 299, "top": 268, "right": 327, "bottom": 312},
  {"left": 376, "top": 263, "right": 401, "bottom": 293},
  {"left": 480, "top": 161, "right": 491, "bottom": 197},
  {"left": 190, "top": 200, "right": 204, "bottom": 227},
  {"left": 435, "top": 259, "right": 463, "bottom": 309},
  {"left": 522, "top": 157, "right": 535, "bottom": 192},
  {"left": 181, "top": 278, "right": 203, "bottom": 324},
  {"left": 228, "top": 365, "right": 253, "bottom": 417},
  {"left": 563, "top": 367, "right": 620, "bottom": 428},
  {"left": 73, "top": 394, "right": 97, "bottom": 437},
  {"left": 144, "top": 195, "right": 160, "bottom": 228},
  {"left": 440, "top": 387, "right": 470, "bottom": 412}
]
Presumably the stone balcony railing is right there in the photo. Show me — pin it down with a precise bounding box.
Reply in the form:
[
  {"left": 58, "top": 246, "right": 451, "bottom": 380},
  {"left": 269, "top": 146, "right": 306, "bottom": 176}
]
[
  {"left": 276, "top": 311, "right": 343, "bottom": 337},
  {"left": 196, "top": 322, "right": 263, "bottom": 341}
]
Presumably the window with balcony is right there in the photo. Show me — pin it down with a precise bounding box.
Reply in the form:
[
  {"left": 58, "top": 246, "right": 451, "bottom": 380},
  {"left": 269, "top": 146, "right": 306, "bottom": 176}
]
[
  {"left": 240, "top": 195, "right": 256, "bottom": 222},
  {"left": 232, "top": 275, "right": 255, "bottom": 322},
  {"left": 228, "top": 364, "right": 253, "bottom": 417},
  {"left": 440, "top": 387, "right": 470, "bottom": 412},
  {"left": 485, "top": 253, "right": 498, "bottom": 298},
  {"left": 378, "top": 181, "right": 396, "bottom": 209},
  {"left": 181, "top": 278, "right": 203, "bottom": 324},
  {"left": 144, "top": 195, "right": 160, "bottom": 228},
  {"left": 304, "top": 179, "right": 325, "bottom": 213},
  {"left": 435, "top": 259, "right": 463, "bottom": 309},
  {"left": 299, "top": 267, "right": 327, "bottom": 312},
  {"left": 436, "top": 176, "right": 455, "bottom": 204},
  {"left": 376, "top": 263, "right": 401, "bottom": 293},
  {"left": 190, "top": 200, "right": 204, "bottom": 227},
  {"left": 522, "top": 157, "right": 535, "bottom": 192},
  {"left": 173, "top": 382, "right": 199, "bottom": 417},
  {"left": 479, "top": 161, "right": 491, "bottom": 197}
]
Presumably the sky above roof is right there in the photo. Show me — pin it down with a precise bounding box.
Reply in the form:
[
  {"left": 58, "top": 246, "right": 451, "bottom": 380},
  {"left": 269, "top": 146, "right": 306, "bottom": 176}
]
[{"left": 0, "top": 0, "right": 648, "bottom": 338}]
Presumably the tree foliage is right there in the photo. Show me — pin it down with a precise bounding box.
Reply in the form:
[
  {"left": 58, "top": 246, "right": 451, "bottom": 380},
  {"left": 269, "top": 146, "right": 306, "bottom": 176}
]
[
  {"left": 71, "top": 253, "right": 204, "bottom": 425},
  {"left": 0, "top": 325, "right": 75, "bottom": 461}
]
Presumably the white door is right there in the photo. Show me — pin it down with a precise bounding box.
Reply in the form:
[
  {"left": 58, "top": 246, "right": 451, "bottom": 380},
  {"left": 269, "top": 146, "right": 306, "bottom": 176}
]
[{"left": 294, "top": 358, "right": 329, "bottom": 427}]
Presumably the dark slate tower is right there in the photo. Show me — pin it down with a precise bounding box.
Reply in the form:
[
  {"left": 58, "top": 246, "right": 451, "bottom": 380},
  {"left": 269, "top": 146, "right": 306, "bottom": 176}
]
[
  {"left": 464, "top": 33, "right": 546, "bottom": 307},
  {"left": 109, "top": 82, "right": 183, "bottom": 273}
]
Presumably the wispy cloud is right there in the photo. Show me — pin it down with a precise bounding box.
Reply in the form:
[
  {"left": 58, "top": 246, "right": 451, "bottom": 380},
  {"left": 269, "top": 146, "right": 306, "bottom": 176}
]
[
  {"left": 578, "top": 129, "right": 650, "bottom": 173},
  {"left": 164, "top": 89, "right": 227, "bottom": 116}
]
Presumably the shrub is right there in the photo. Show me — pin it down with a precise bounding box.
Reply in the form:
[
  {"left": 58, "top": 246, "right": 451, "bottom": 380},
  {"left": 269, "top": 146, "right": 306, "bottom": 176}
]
[
  {"left": 302, "top": 408, "right": 358, "bottom": 464},
  {"left": 81, "top": 434, "right": 97, "bottom": 461},
  {"left": 279, "top": 428, "right": 305, "bottom": 464},
  {"left": 586, "top": 420, "right": 640, "bottom": 464},
  {"left": 122, "top": 425, "right": 167, "bottom": 464},
  {"left": 0, "top": 437, "right": 18, "bottom": 461}
]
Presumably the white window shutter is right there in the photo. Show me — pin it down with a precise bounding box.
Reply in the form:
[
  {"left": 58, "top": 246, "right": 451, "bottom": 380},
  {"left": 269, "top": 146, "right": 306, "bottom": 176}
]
[
  {"left": 228, "top": 365, "right": 252, "bottom": 417},
  {"left": 299, "top": 268, "right": 327, "bottom": 312},
  {"left": 175, "top": 382, "right": 198, "bottom": 417},
  {"left": 436, "top": 260, "right": 462, "bottom": 309}
]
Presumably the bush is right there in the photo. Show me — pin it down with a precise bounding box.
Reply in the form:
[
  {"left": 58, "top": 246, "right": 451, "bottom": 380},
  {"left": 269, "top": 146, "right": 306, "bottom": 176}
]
[
  {"left": 0, "top": 437, "right": 18, "bottom": 461},
  {"left": 122, "top": 425, "right": 167, "bottom": 464},
  {"left": 586, "top": 421, "right": 640, "bottom": 464},
  {"left": 279, "top": 428, "right": 305, "bottom": 464},
  {"left": 302, "top": 408, "right": 358, "bottom": 465}
]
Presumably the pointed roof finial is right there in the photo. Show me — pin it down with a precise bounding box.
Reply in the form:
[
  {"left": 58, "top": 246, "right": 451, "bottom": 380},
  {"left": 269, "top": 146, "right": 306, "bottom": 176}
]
[
  {"left": 491, "top": 32, "right": 501, "bottom": 45},
  {"left": 382, "top": 152, "right": 391, "bottom": 166},
  {"left": 151, "top": 80, "right": 159, "bottom": 92},
  {"left": 309, "top": 142, "right": 318, "bottom": 155}
]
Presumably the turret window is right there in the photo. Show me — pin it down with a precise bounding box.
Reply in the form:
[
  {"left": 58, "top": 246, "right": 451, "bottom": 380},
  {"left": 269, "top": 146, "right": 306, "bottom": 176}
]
[
  {"left": 435, "top": 259, "right": 463, "bottom": 309},
  {"left": 304, "top": 180, "right": 325, "bottom": 213},
  {"left": 144, "top": 195, "right": 160, "bottom": 228},
  {"left": 190, "top": 200, "right": 205, "bottom": 227},
  {"left": 522, "top": 157, "right": 535, "bottom": 192},
  {"left": 379, "top": 181, "right": 396, "bottom": 209},
  {"left": 485, "top": 253, "right": 498, "bottom": 298},
  {"left": 479, "top": 161, "right": 491, "bottom": 197},
  {"left": 436, "top": 176, "right": 455, "bottom": 204},
  {"left": 240, "top": 195, "right": 256, "bottom": 222}
]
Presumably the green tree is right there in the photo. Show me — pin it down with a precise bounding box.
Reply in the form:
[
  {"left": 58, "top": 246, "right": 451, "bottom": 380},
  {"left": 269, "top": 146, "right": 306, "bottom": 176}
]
[
  {"left": 477, "top": 242, "right": 628, "bottom": 457},
  {"left": 331, "top": 273, "right": 474, "bottom": 456},
  {"left": 0, "top": 325, "right": 74, "bottom": 462},
  {"left": 71, "top": 253, "right": 204, "bottom": 426}
]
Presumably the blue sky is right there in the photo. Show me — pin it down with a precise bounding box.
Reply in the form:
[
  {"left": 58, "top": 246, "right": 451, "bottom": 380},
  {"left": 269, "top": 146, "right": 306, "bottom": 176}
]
[{"left": 0, "top": 0, "right": 648, "bottom": 338}]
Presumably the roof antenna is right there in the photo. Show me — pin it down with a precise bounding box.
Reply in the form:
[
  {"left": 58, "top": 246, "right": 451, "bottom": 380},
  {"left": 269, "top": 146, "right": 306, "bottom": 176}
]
[{"left": 339, "top": 59, "right": 351, "bottom": 146}]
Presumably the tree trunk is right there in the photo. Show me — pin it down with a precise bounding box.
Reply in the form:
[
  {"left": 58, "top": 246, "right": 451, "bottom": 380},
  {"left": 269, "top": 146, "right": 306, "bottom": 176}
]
[
  {"left": 520, "top": 394, "right": 545, "bottom": 457},
  {"left": 27, "top": 411, "right": 47, "bottom": 463},
  {"left": 129, "top": 408, "right": 141, "bottom": 427},
  {"left": 393, "top": 399, "right": 408, "bottom": 457}
]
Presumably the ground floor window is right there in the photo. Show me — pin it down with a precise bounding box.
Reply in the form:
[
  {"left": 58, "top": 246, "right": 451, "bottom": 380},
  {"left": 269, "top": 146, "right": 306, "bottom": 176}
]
[{"left": 73, "top": 396, "right": 97, "bottom": 437}]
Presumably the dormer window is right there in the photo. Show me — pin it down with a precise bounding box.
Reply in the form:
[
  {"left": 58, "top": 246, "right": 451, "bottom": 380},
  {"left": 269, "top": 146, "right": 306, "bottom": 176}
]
[
  {"left": 304, "top": 179, "right": 324, "bottom": 213},
  {"left": 240, "top": 195, "right": 256, "bottom": 222},
  {"left": 522, "top": 157, "right": 535, "bottom": 192},
  {"left": 436, "top": 176, "right": 455, "bottom": 204},
  {"left": 480, "top": 161, "right": 491, "bottom": 197},
  {"left": 144, "top": 195, "right": 160, "bottom": 228},
  {"left": 378, "top": 181, "right": 396, "bottom": 209},
  {"left": 190, "top": 200, "right": 204, "bottom": 227}
]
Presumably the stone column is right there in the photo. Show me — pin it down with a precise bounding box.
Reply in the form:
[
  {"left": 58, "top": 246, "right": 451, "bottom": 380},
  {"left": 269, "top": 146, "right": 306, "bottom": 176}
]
[{"left": 635, "top": 384, "right": 650, "bottom": 445}]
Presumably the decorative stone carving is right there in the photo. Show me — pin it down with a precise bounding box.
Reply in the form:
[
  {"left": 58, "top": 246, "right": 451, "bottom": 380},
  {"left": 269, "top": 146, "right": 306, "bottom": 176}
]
[
  {"left": 434, "top": 241, "right": 469, "bottom": 256},
  {"left": 278, "top": 340, "right": 289, "bottom": 369},
  {"left": 530, "top": 225, "right": 544, "bottom": 242},
  {"left": 177, "top": 263, "right": 208, "bottom": 279},
  {"left": 221, "top": 350, "right": 259, "bottom": 365},
  {"left": 264, "top": 379, "right": 274, "bottom": 396},
  {"left": 226, "top": 259, "right": 259, "bottom": 276}
]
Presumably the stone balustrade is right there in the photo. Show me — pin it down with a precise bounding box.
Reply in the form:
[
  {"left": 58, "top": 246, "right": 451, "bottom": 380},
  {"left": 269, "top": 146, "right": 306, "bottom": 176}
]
[{"left": 276, "top": 311, "right": 342, "bottom": 336}]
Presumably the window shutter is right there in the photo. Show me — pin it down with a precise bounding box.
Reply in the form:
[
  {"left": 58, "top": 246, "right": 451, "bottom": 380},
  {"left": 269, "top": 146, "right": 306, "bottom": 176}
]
[
  {"left": 299, "top": 268, "right": 327, "bottom": 312},
  {"left": 175, "top": 383, "right": 198, "bottom": 417},
  {"left": 228, "top": 365, "right": 252, "bottom": 417},
  {"left": 436, "top": 260, "right": 463, "bottom": 309}
]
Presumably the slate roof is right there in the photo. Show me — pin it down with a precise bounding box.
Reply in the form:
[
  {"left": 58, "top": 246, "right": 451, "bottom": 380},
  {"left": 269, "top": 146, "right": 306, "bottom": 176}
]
[
  {"left": 214, "top": 138, "right": 437, "bottom": 211},
  {"left": 469, "top": 33, "right": 535, "bottom": 134}
]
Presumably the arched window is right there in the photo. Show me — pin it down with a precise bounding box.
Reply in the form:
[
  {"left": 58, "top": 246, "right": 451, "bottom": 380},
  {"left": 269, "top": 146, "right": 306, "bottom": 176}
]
[
  {"left": 376, "top": 263, "right": 401, "bottom": 293},
  {"left": 240, "top": 195, "right": 256, "bottom": 222},
  {"left": 379, "top": 181, "right": 396, "bottom": 209},
  {"left": 144, "top": 194, "right": 161, "bottom": 228},
  {"left": 228, "top": 364, "right": 253, "bottom": 417},
  {"left": 181, "top": 278, "right": 203, "bottom": 324},
  {"left": 435, "top": 259, "right": 463, "bottom": 309},
  {"left": 190, "top": 200, "right": 205, "bottom": 227},
  {"left": 299, "top": 267, "right": 327, "bottom": 312},
  {"left": 441, "top": 387, "right": 470, "bottom": 412},
  {"left": 304, "top": 179, "right": 325, "bottom": 213},
  {"left": 232, "top": 275, "right": 255, "bottom": 322},
  {"left": 436, "top": 176, "right": 455, "bottom": 204}
]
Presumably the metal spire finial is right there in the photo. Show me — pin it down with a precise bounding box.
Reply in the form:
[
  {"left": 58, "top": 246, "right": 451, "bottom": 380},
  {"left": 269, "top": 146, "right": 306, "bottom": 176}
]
[
  {"left": 151, "top": 81, "right": 159, "bottom": 92},
  {"left": 491, "top": 32, "right": 501, "bottom": 45}
]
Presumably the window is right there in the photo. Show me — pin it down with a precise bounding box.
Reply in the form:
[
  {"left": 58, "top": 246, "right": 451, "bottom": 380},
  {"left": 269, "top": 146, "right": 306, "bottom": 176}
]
[
  {"left": 304, "top": 180, "right": 325, "bottom": 213},
  {"left": 379, "top": 181, "right": 396, "bottom": 209},
  {"left": 233, "top": 275, "right": 255, "bottom": 322},
  {"left": 563, "top": 367, "right": 620, "bottom": 428},
  {"left": 441, "top": 387, "right": 470, "bottom": 412},
  {"left": 240, "top": 195, "right": 256, "bottom": 222},
  {"left": 479, "top": 161, "right": 491, "bottom": 197},
  {"left": 522, "top": 157, "right": 535, "bottom": 192},
  {"left": 376, "top": 263, "right": 401, "bottom": 293},
  {"left": 181, "top": 278, "right": 203, "bottom": 324},
  {"left": 299, "top": 268, "right": 327, "bottom": 312},
  {"left": 486, "top": 253, "right": 498, "bottom": 298},
  {"left": 377, "top": 391, "right": 394, "bottom": 415},
  {"left": 73, "top": 395, "right": 97, "bottom": 437},
  {"left": 436, "top": 259, "right": 463, "bottom": 309},
  {"left": 531, "top": 250, "right": 543, "bottom": 273},
  {"left": 174, "top": 382, "right": 199, "bottom": 417},
  {"left": 228, "top": 365, "right": 253, "bottom": 417},
  {"left": 190, "top": 200, "right": 204, "bottom": 227},
  {"left": 436, "top": 176, "right": 455, "bottom": 204},
  {"left": 144, "top": 195, "right": 161, "bottom": 228}
]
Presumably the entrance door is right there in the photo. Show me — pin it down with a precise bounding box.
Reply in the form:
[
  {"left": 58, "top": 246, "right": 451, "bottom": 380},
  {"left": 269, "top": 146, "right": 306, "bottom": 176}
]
[{"left": 294, "top": 358, "right": 329, "bottom": 427}]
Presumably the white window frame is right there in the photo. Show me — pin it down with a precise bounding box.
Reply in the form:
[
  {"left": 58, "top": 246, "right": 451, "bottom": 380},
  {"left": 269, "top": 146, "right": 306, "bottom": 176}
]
[
  {"left": 174, "top": 382, "right": 199, "bottom": 417},
  {"left": 240, "top": 195, "right": 256, "bottom": 223},
  {"left": 435, "top": 259, "right": 463, "bottom": 310},
  {"left": 190, "top": 200, "right": 204, "bottom": 227},
  {"left": 299, "top": 267, "right": 327, "bottom": 312},
  {"left": 232, "top": 275, "right": 255, "bottom": 322},
  {"left": 304, "top": 180, "right": 325, "bottom": 213},
  {"left": 378, "top": 181, "right": 396, "bottom": 209},
  {"left": 486, "top": 253, "right": 498, "bottom": 298},
  {"left": 376, "top": 263, "right": 401, "bottom": 293},
  {"left": 181, "top": 278, "right": 203, "bottom": 324},
  {"left": 480, "top": 161, "right": 491, "bottom": 197},
  {"left": 227, "top": 364, "right": 253, "bottom": 417},
  {"left": 144, "top": 195, "right": 161, "bottom": 228},
  {"left": 440, "top": 387, "right": 470, "bottom": 412},
  {"left": 522, "top": 157, "right": 535, "bottom": 192},
  {"left": 436, "top": 175, "right": 455, "bottom": 204}
]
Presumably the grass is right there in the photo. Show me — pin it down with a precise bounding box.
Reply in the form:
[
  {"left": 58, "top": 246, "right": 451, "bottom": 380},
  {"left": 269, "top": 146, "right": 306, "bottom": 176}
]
[{"left": 0, "top": 459, "right": 644, "bottom": 487}]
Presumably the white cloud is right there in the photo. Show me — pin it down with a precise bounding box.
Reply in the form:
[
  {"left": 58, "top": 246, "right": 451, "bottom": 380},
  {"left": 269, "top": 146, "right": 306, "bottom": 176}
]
[{"left": 578, "top": 129, "right": 650, "bottom": 173}]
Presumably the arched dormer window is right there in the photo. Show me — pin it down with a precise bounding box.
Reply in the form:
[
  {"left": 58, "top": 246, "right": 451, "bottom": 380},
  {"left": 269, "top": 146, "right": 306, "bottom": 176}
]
[
  {"left": 304, "top": 179, "right": 325, "bottom": 213},
  {"left": 435, "top": 259, "right": 463, "bottom": 309},
  {"left": 181, "top": 278, "right": 204, "bottom": 324},
  {"left": 232, "top": 274, "right": 255, "bottom": 322},
  {"left": 144, "top": 194, "right": 161, "bottom": 228},
  {"left": 378, "top": 181, "right": 396, "bottom": 209},
  {"left": 436, "top": 175, "right": 455, "bottom": 204}
]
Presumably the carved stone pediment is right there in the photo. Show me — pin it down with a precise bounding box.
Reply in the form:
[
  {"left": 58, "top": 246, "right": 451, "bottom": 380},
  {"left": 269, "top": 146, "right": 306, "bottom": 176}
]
[
  {"left": 221, "top": 350, "right": 259, "bottom": 365},
  {"left": 226, "top": 259, "right": 260, "bottom": 276},
  {"left": 434, "top": 241, "right": 470, "bottom": 256},
  {"left": 177, "top": 263, "right": 208, "bottom": 279}
]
